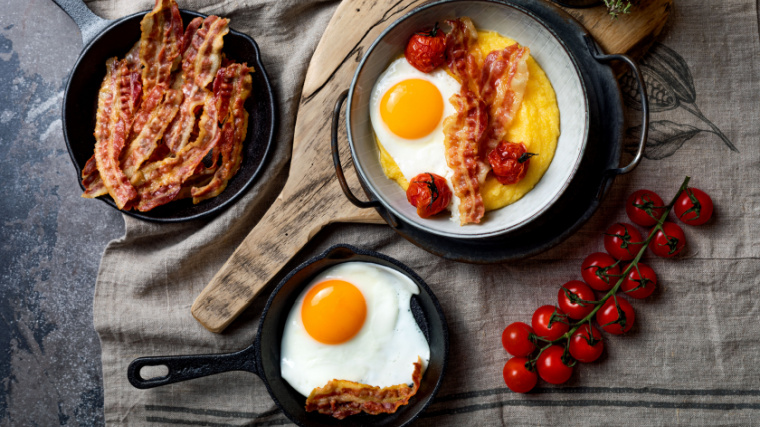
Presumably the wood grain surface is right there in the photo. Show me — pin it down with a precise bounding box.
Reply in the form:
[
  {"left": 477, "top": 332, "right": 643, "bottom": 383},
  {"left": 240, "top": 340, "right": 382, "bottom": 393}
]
[{"left": 191, "top": 0, "right": 672, "bottom": 333}]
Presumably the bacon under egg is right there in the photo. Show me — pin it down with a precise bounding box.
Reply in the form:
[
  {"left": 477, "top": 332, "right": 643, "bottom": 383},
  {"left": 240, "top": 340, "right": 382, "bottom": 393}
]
[{"left": 80, "top": 0, "right": 252, "bottom": 211}]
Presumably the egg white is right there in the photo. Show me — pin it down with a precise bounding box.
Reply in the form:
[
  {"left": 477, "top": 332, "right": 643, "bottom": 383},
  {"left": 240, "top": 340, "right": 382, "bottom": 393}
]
[
  {"left": 369, "top": 57, "right": 462, "bottom": 222},
  {"left": 280, "top": 262, "right": 431, "bottom": 398}
]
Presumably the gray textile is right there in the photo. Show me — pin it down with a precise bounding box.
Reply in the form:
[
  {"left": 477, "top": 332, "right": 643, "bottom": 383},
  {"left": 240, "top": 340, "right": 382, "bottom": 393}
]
[{"left": 92, "top": 0, "right": 760, "bottom": 425}]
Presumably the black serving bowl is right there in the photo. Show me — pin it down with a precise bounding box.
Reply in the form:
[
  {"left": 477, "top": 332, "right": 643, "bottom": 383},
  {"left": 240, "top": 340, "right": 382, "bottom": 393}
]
[
  {"left": 56, "top": 0, "right": 275, "bottom": 222},
  {"left": 127, "top": 244, "right": 449, "bottom": 426}
]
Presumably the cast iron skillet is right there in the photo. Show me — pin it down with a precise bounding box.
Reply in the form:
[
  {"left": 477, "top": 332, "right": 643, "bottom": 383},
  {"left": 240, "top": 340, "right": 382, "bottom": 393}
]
[
  {"left": 127, "top": 245, "right": 449, "bottom": 427},
  {"left": 331, "top": 0, "right": 647, "bottom": 262},
  {"left": 54, "top": 0, "right": 276, "bottom": 222}
]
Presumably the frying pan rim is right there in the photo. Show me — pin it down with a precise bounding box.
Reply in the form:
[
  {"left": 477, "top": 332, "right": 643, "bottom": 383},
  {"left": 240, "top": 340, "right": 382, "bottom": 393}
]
[
  {"left": 255, "top": 243, "right": 449, "bottom": 426},
  {"left": 61, "top": 8, "right": 276, "bottom": 223}
]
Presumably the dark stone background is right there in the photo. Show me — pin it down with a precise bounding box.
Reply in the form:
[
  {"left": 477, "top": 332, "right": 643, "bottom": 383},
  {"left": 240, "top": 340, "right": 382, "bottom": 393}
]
[{"left": 0, "top": 0, "right": 122, "bottom": 424}]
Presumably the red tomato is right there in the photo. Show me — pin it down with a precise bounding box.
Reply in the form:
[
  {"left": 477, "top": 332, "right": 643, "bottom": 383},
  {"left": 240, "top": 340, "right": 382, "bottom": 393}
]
[
  {"left": 581, "top": 252, "right": 621, "bottom": 291},
  {"left": 569, "top": 324, "right": 604, "bottom": 363},
  {"left": 406, "top": 173, "right": 452, "bottom": 218},
  {"left": 625, "top": 189, "right": 666, "bottom": 227},
  {"left": 487, "top": 141, "right": 536, "bottom": 185},
  {"left": 501, "top": 322, "right": 536, "bottom": 357},
  {"left": 536, "top": 345, "right": 573, "bottom": 384},
  {"left": 557, "top": 280, "right": 596, "bottom": 320},
  {"left": 531, "top": 305, "right": 569, "bottom": 341},
  {"left": 503, "top": 357, "right": 538, "bottom": 393},
  {"left": 604, "top": 222, "right": 645, "bottom": 261},
  {"left": 404, "top": 23, "right": 446, "bottom": 73},
  {"left": 621, "top": 262, "right": 657, "bottom": 299},
  {"left": 649, "top": 222, "right": 686, "bottom": 258},
  {"left": 596, "top": 297, "right": 635, "bottom": 335},
  {"left": 674, "top": 187, "right": 714, "bottom": 226}
]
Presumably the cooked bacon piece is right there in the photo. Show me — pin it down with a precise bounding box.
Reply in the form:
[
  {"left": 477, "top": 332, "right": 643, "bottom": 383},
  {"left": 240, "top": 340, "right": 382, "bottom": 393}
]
[
  {"left": 191, "top": 63, "right": 252, "bottom": 202},
  {"left": 181, "top": 17, "right": 203, "bottom": 56},
  {"left": 81, "top": 155, "right": 107, "bottom": 198},
  {"left": 91, "top": 58, "right": 142, "bottom": 209},
  {"left": 134, "top": 88, "right": 221, "bottom": 211},
  {"left": 139, "top": 0, "right": 183, "bottom": 97},
  {"left": 443, "top": 90, "right": 489, "bottom": 224},
  {"left": 305, "top": 358, "right": 423, "bottom": 420},
  {"left": 164, "top": 16, "right": 229, "bottom": 153},
  {"left": 480, "top": 43, "right": 529, "bottom": 149},
  {"left": 445, "top": 17, "right": 482, "bottom": 93}
]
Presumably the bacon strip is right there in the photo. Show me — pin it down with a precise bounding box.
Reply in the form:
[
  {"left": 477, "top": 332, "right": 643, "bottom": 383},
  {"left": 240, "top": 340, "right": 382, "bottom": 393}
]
[
  {"left": 190, "top": 63, "right": 252, "bottom": 202},
  {"left": 81, "top": 155, "right": 107, "bottom": 198},
  {"left": 445, "top": 17, "right": 482, "bottom": 93},
  {"left": 139, "top": 0, "right": 183, "bottom": 97},
  {"left": 164, "top": 16, "right": 229, "bottom": 153},
  {"left": 90, "top": 58, "right": 142, "bottom": 208},
  {"left": 305, "top": 358, "right": 423, "bottom": 420},
  {"left": 480, "top": 43, "right": 529, "bottom": 150}
]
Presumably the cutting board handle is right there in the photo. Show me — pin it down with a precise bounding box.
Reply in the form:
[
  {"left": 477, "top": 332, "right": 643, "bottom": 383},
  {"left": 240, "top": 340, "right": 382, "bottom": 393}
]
[{"left": 191, "top": 192, "right": 330, "bottom": 333}]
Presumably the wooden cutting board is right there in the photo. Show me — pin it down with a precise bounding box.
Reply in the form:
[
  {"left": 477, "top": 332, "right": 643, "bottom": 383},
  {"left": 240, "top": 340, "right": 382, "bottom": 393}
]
[{"left": 191, "top": 0, "right": 672, "bottom": 333}]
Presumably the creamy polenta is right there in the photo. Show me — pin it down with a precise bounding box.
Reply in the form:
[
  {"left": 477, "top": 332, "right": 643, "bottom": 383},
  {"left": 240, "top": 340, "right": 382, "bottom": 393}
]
[{"left": 377, "top": 30, "right": 560, "bottom": 213}]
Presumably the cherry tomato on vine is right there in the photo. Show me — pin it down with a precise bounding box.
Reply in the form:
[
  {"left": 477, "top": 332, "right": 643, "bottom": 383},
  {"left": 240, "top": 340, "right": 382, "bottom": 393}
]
[
  {"left": 674, "top": 187, "right": 713, "bottom": 226},
  {"left": 406, "top": 173, "right": 452, "bottom": 218},
  {"left": 569, "top": 324, "right": 604, "bottom": 363},
  {"left": 502, "top": 322, "right": 536, "bottom": 357},
  {"left": 487, "top": 141, "right": 536, "bottom": 185},
  {"left": 503, "top": 357, "right": 538, "bottom": 393},
  {"left": 626, "top": 189, "right": 666, "bottom": 227},
  {"left": 581, "top": 252, "right": 621, "bottom": 291},
  {"left": 404, "top": 23, "right": 446, "bottom": 73},
  {"left": 649, "top": 222, "right": 686, "bottom": 258},
  {"left": 557, "top": 280, "right": 596, "bottom": 320},
  {"left": 596, "top": 297, "right": 635, "bottom": 335},
  {"left": 531, "top": 305, "right": 569, "bottom": 341},
  {"left": 603, "top": 222, "right": 645, "bottom": 261},
  {"left": 621, "top": 262, "right": 657, "bottom": 299},
  {"left": 536, "top": 345, "right": 573, "bottom": 384}
]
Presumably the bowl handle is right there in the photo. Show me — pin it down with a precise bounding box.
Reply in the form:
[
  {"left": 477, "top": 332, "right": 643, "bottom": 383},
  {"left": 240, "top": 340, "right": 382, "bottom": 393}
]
[
  {"left": 331, "top": 90, "right": 399, "bottom": 228},
  {"left": 127, "top": 343, "right": 259, "bottom": 389},
  {"left": 52, "top": 0, "right": 112, "bottom": 46},
  {"left": 585, "top": 35, "right": 649, "bottom": 177}
]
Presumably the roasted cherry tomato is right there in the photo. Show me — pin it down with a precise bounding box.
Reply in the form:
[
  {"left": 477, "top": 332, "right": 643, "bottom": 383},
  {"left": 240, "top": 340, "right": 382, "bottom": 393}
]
[
  {"left": 675, "top": 187, "right": 714, "bottom": 226},
  {"left": 621, "top": 262, "right": 657, "bottom": 299},
  {"left": 502, "top": 322, "right": 536, "bottom": 357},
  {"left": 404, "top": 23, "right": 446, "bottom": 73},
  {"left": 626, "top": 189, "right": 667, "bottom": 227},
  {"left": 503, "top": 357, "right": 538, "bottom": 393},
  {"left": 531, "top": 305, "right": 569, "bottom": 341},
  {"left": 581, "top": 252, "right": 621, "bottom": 291},
  {"left": 557, "top": 280, "right": 596, "bottom": 320},
  {"left": 488, "top": 141, "right": 536, "bottom": 185},
  {"left": 649, "top": 222, "right": 686, "bottom": 258},
  {"left": 406, "top": 173, "right": 452, "bottom": 218},
  {"left": 603, "top": 222, "right": 645, "bottom": 261},
  {"left": 569, "top": 324, "right": 604, "bottom": 363},
  {"left": 536, "top": 345, "right": 573, "bottom": 385},
  {"left": 596, "top": 297, "right": 635, "bottom": 335}
]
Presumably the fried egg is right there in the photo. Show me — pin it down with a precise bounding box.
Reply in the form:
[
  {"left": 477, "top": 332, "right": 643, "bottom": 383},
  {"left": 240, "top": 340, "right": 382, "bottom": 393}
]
[
  {"left": 280, "top": 262, "right": 430, "bottom": 398},
  {"left": 369, "top": 57, "right": 463, "bottom": 221}
]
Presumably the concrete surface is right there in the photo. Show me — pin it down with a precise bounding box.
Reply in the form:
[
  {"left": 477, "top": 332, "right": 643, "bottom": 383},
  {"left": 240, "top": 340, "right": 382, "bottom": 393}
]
[{"left": 0, "top": 0, "right": 124, "bottom": 424}]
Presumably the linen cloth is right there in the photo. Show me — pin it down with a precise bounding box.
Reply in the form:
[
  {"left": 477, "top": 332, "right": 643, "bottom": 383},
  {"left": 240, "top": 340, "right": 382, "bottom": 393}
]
[{"left": 91, "top": 0, "right": 760, "bottom": 425}]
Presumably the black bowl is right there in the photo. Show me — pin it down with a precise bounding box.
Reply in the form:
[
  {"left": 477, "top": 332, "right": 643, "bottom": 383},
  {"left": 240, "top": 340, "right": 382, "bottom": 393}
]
[{"left": 62, "top": 9, "right": 276, "bottom": 222}]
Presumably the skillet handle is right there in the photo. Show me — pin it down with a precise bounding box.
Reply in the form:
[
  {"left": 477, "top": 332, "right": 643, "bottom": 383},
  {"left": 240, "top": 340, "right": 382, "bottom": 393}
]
[
  {"left": 585, "top": 34, "right": 649, "bottom": 177},
  {"left": 52, "top": 0, "right": 112, "bottom": 46},
  {"left": 127, "top": 344, "right": 259, "bottom": 389},
  {"left": 331, "top": 90, "right": 399, "bottom": 228}
]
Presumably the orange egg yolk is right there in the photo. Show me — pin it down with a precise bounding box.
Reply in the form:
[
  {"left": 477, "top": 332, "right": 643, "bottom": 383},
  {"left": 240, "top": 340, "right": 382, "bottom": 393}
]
[
  {"left": 301, "top": 279, "right": 367, "bottom": 345},
  {"left": 380, "top": 78, "right": 444, "bottom": 139}
]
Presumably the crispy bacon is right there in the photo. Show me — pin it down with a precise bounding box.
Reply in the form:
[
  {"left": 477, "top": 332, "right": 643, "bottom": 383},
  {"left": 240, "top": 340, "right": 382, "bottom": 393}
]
[
  {"left": 445, "top": 17, "right": 482, "bottom": 93},
  {"left": 190, "top": 63, "right": 252, "bottom": 202},
  {"left": 305, "top": 358, "right": 423, "bottom": 420},
  {"left": 91, "top": 58, "right": 141, "bottom": 209},
  {"left": 164, "top": 16, "right": 229, "bottom": 153},
  {"left": 139, "top": 0, "right": 183, "bottom": 97},
  {"left": 480, "top": 44, "right": 529, "bottom": 149},
  {"left": 81, "top": 155, "right": 107, "bottom": 198}
]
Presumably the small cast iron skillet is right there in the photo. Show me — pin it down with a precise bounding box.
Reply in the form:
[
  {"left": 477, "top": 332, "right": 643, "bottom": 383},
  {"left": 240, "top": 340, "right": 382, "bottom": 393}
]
[
  {"left": 53, "top": 0, "right": 275, "bottom": 222},
  {"left": 127, "top": 245, "right": 449, "bottom": 427}
]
